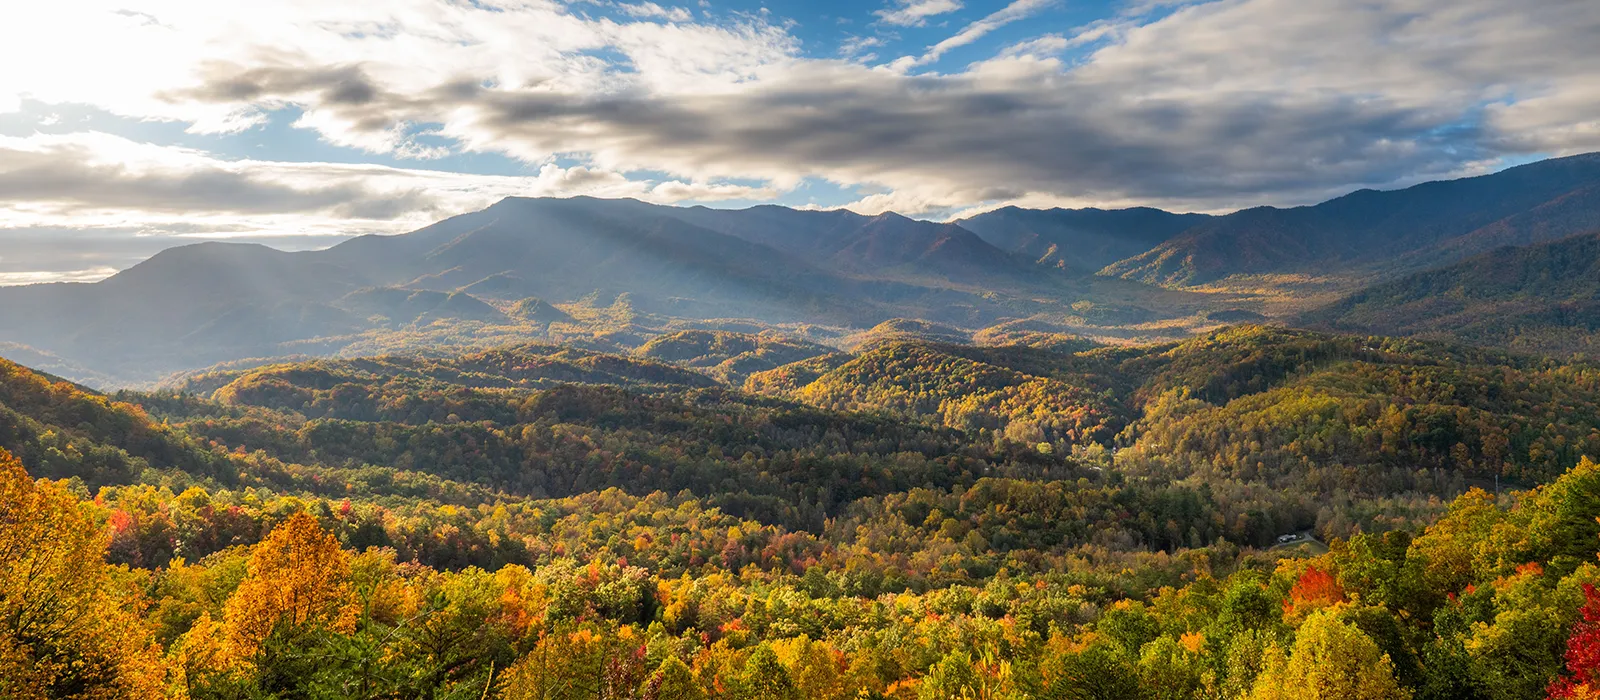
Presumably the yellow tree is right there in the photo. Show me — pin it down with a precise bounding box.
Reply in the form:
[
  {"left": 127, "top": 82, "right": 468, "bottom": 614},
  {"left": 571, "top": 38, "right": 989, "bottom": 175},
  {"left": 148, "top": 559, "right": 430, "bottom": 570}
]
[
  {"left": 1249, "top": 607, "right": 1410, "bottom": 700},
  {"left": 216, "top": 511, "right": 358, "bottom": 666},
  {"left": 0, "top": 447, "right": 171, "bottom": 698}
]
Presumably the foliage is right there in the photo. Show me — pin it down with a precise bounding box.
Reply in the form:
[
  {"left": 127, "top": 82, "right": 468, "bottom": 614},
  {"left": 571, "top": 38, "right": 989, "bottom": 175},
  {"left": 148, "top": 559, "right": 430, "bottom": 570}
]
[
  {"left": 0, "top": 447, "right": 172, "bottom": 698},
  {"left": 4, "top": 326, "right": 1600, "bottom": 698}
]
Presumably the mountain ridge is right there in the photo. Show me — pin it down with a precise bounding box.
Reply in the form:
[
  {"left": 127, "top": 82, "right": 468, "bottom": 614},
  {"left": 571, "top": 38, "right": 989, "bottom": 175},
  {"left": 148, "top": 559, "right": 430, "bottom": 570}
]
[{"left": 1103, "top": 152, "right": 1600, "bottom": 287}]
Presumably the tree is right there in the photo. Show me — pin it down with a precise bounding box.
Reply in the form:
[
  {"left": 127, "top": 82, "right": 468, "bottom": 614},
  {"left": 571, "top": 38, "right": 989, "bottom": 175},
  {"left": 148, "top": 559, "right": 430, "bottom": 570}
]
[
  {"left": 0, "top": 447, "right": 171, "bottom": 698},
  {"left": 741, "top": 644, "right": 799, "bottom": 700},
  {"left": 1249, "top": 608, "right": 1410, "bottom": 700},
  {"left": 1549, "top": 584, "right": 1600, "bottom": 699},
  {"left": 1042, "top": 641, "right": 1143, "bottom": 700},
  {"left": 920, "top": 652, "right": 982, "bottom": 700},
  {"left": 1284, "top": 565, "right": 1346, "bottom": 620},
  {"left": 211, "top": 511, "right": 358, "bottom": 679},
  {"left": 1139, "top": 635, "right": 1208, "bottom": 700},
  {"left": 644, "top": 656, "right": 706, "bottom": 700}
]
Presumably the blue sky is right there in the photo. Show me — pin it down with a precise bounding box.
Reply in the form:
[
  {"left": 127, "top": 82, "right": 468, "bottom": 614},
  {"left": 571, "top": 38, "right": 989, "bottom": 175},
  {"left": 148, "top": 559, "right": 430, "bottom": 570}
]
[
  {"left": 0, "top": 0, "right": 1124, "bottom": 211},
  {"left": 0, "top": 0, "right": 1597, "bottom": 281}
]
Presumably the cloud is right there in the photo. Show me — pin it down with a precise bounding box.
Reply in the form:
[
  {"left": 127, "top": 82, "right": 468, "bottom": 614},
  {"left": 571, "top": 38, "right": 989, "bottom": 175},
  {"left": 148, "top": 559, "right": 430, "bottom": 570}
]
[
  {"left": 0, "top": 132, "right": 782, "bottom": 240},
  {"left": 919, "top": 0, "right": 1055, "bottom": 64},
  {"left": 3, "top": 0, "right": 1600, "bottom": 227},
  {"left": 0, "top": 132, "right": 437, "bottom": 218},
  {"left": 616, "top": 3, "right": 695, "bottom": 22},
  {"left": 876, "top": 0, "right": 963, "bottom": 27},
  {"left": 839, "top": 35, "right": 886, "bottom": 60}
]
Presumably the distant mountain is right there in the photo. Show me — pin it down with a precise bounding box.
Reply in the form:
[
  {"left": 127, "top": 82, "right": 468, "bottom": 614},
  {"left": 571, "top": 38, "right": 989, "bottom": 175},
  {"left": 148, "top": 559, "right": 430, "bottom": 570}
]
[
  {"left": 1301, "top": 229, "right": 1600, "bottom": 357},
  {"left": 18, "top": 149, "right": 1598, "bottom": 388},
  {"left": 0, "top": 197, "right": 1092, "bottom": 386},
  {"left": 1104, "top": 152, "right": 1600, "bottom": 286},
  {"left": 957, "top": 206, "right": 1211, "bottom": 274}
]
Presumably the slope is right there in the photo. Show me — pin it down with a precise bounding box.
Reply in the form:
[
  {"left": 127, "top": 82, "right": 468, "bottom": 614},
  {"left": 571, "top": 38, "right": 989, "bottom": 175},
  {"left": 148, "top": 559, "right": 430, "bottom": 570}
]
[
  {"left": 1300, "top": 229, "right": 1600, "bottom": 357},
  {"left": 957, "top": 206, "right": 1211, "bottom": 274},
  {"left": 753, "top": 325, "right": 1600, "bottom": 493},
  {"left": 1104, "top": 152, "right": 1600, "bottom": 287},
  {"left": 0, "top": 355, "right": 237, "bottom": 488}
]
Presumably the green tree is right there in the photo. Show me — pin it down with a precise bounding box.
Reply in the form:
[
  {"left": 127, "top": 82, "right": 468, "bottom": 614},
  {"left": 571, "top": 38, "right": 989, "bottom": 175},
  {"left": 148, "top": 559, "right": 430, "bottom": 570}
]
[
  {"left": 1248, "top": 608, "right": 1410, "bottom": 700},
  {"left": 1043, "top": 642, "right": 1143, "bottom": 700}
]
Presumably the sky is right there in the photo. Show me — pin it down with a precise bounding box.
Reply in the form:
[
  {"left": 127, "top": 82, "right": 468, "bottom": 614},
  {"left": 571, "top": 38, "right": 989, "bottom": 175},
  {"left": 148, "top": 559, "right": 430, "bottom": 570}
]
[{"left": 2, "top": 0, "right": 1599, "bottom": 283}]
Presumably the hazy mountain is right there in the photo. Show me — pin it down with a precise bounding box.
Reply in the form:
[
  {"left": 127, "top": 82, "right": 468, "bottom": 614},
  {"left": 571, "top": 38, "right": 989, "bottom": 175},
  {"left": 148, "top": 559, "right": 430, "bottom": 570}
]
[
  {"left": 1301, "top": 229, "right": 1600, "bottom": 357},
  {"left": 957, "top": 206, "right": 1211, "bottom": 274},
  {"left": 0, "top": 196, "right": 1088, "bottom": 386},
  {"left": 15, "top": 148, "right": 1598, "bottom": 389},
  {"left": 1104, "top": 152, "right": 1600, "bottom": 286}
]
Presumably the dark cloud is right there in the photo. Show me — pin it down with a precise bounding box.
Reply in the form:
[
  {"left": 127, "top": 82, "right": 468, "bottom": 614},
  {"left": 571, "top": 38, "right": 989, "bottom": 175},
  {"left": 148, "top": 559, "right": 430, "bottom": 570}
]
[
  {"left": 176, "top": 62, "right": 386, "bottom": 107},
  {"left": 153, "top": 0, "right": 1600, "bottom": 212}
]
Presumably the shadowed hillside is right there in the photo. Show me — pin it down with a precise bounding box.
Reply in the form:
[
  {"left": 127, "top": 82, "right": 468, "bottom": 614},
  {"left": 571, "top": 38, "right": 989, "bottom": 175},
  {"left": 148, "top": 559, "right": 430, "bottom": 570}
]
[
  {"left": 1302, "top": 229, "right": 1600, "bottom": 357},
  {"left": 1104, "top": 152, "right": 1600, "bottom": 287},
  {"left": 958, "top": 206, "right": 1211, "bottom": 274}
]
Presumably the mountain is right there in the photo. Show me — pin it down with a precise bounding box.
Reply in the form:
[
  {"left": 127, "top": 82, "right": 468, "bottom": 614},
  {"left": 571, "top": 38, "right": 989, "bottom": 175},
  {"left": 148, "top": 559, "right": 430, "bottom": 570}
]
[
  {"left": 25, "top": 148, "right": 1600, "bottom": 389},
  {"left": 957, "top": 206, "right": 1211, "bottom": 274},
  {"left": 0, "top": 197, "right": 1104, "bottom": 386},
  {"left": 1301, "top": 229, "right": 1600, "bottom": 357},
  {"left": 1103, "top": 152, "right": 1600, "bottom": 287},
  {"left": 657, "top": 204, "right": 1029, "bottom": 284}
]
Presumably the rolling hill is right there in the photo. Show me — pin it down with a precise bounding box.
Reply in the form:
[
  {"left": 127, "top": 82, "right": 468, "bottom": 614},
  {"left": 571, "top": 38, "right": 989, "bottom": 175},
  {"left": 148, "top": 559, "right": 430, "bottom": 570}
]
[{"left": 750, "top": 325, "right": 1600, "bottom": 489}]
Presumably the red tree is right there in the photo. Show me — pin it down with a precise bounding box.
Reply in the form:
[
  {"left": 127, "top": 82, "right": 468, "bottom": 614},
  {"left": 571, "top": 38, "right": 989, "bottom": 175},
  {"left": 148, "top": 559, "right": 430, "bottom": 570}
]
[
  {"left": 1550, "top": 584, "right": 1600, "bottom": 699},
  {"left": 1284, "top": 565, "right": 1346, "bottom": 618}
]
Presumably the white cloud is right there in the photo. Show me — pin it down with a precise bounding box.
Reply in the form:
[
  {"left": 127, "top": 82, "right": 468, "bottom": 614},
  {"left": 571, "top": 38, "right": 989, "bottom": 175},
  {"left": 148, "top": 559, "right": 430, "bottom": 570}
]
[
  {"left": 616, "top": 3, "right": 695, "bottom": 22},
  {"left": 839, "top": 35, "right": 886, "bottom": 60},
  {"left": 0, "top": 132, "right": 782, "bottom": 239},
  {"left": 918, "top": 0, "right": 1055, "bottom": 64},
  {"left": 0, "top": 267, "right": 122, "bottom": 286},
  {"left": 999, "top": 34, "right": 1070, "bottom": 58},
  {"left": 876, "top": 0, "right": 963, "bottom": 27}
]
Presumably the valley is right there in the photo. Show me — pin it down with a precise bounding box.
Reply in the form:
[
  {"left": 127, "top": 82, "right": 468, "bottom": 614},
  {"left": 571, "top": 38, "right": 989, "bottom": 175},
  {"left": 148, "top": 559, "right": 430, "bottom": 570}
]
[{"left": 7, "top": 153, "right": 1600, "bottom": 699}]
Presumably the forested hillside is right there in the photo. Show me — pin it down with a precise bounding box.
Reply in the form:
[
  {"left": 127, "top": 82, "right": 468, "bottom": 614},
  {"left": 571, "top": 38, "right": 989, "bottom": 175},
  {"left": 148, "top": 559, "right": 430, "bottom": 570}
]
[
  {"left": 1304, "top": 230, "right": 1600, "bottom": 358},
  {"left": 5, "top": 319, "right": 1600, "bottom": 697},
  {"left": 1104, "top": 152, "right": 1600, "bottom": 288}
]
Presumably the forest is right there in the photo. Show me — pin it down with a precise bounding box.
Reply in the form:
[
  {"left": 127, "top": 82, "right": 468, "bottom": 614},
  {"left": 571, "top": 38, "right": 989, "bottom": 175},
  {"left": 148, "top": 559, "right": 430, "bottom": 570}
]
[{"left": 4, "top": 325, "right": 1600, "bottom": 699}]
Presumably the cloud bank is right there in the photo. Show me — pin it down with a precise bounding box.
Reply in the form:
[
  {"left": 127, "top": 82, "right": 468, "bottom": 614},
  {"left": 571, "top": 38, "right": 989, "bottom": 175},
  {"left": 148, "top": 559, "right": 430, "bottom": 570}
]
[{"left": 2, "top": 0, "right": 1598, "bottom": 232}]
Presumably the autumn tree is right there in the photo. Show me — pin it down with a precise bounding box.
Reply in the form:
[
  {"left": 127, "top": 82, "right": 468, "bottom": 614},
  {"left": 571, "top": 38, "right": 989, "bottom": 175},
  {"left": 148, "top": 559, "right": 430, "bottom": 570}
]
[
  {"left": 1548, "top": 584, "right": 1600, "bottom": 699},
  {"left": 1284, "top": 565, "right": 1347, "bottom": 620},
  {"left": 223, "top": 512, "right": 357, "bottom": 656},
  {"left": 1249, "top": 608, "right": 1410, "bottom": 700},
  {"left": 179, "top": 510, "right": 359, "bottom": 693},
  {"left": 1042, "top": 641, "right": 1142, "bottom": 700},
  {"left": 643, "top": 656, "right": 706, "bottom": 700},
  {"left": 0, "top": 447, "right": 171, "bottom": 698},
  {"left": 740, "top": 644, "right": 799, "bottom": 700}
]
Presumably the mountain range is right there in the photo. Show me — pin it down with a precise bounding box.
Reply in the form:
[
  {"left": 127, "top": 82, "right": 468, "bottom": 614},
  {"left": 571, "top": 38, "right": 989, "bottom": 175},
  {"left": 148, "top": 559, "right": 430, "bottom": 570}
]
[
  {"left": 4, "top": 152, "right": 1600, "bottom": 386},
  {"left": 1102, "top": 152, "right": 1600, "bottom": 287}
]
